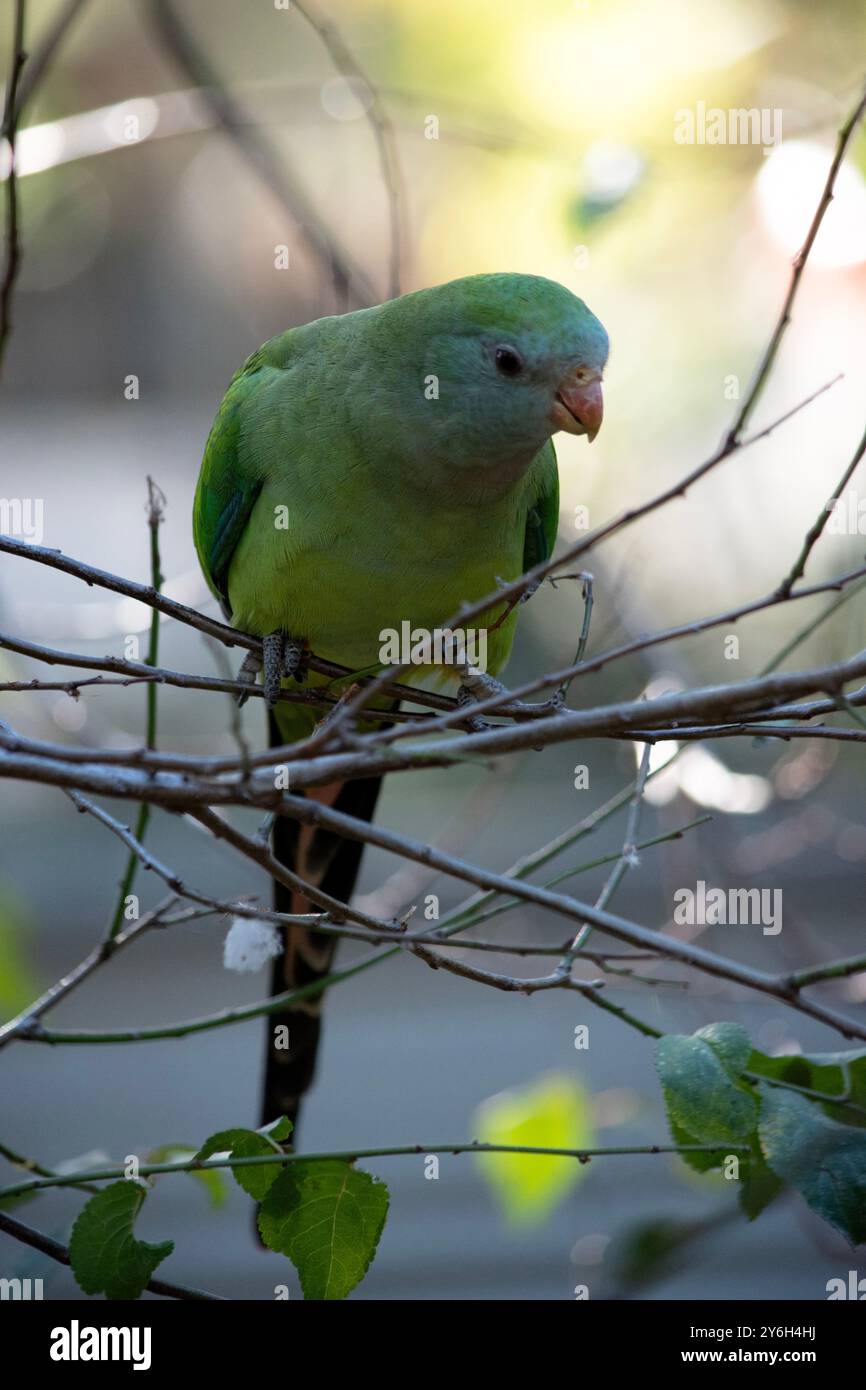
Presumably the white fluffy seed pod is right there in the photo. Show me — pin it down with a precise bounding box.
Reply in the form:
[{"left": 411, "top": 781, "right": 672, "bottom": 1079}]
[{"left": 223, "top": 916, "right": 282, "bottom": 973}]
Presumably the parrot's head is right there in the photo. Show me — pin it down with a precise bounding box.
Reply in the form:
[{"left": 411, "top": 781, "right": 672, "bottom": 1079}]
[{"left": 370, "top": 272, "right": 609, "bottom": 486}]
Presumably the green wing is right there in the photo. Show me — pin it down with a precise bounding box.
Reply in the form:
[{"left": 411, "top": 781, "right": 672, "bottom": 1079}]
[
  {"left": 193, "top": 349, "right": 269, "bottom": 619},
  {"left": 522, "top": 439, "right": 559, "bottom": 572}
]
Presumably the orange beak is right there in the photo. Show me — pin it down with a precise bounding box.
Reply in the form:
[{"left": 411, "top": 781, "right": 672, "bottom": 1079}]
[{"left": 552, "top": 370, "right": 604, "bottom": 442}]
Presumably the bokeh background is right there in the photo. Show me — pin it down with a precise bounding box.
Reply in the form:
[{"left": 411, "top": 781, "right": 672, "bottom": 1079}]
[{"left": 2, "top": 0, "right": 866, "bottom": 1300}]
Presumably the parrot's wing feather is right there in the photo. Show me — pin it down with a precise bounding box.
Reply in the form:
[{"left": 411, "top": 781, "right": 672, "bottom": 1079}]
[
  {"left": 522, "top": 439, "right": 560, "bottom": 572},
  {"left": 193, "top": 350, "right": 269, "bottom": 618}
]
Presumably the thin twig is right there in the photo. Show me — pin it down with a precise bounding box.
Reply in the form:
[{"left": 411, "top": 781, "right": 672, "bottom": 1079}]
[
  {"left": 563, "top": 743, "right": 652, "bottom": 959},
  {"left": 0, "top": 1140, "right": 752, "bottom": 1204},
  {"left": 105, "top": 479, "right": 165, "bottom": 940},
  {"left": 0, "top": 894, "right": 177, "bottom": 1048},
  {"left": 190, "top": 805, "right": 400, "bottom": 935},
  {"left": 727, "top": 79, "right": 866, "bottom": 443},
  {"left": 776, "top": 421, "right": 866, "bottom": 598},
  {"left": 0, "top": 0, "right": 27, "bottom": 374}
]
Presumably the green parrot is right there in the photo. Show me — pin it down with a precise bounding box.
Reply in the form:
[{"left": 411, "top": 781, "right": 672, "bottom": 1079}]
[{"left": 193, "top": 272, "right": 608, "bottom": 1131}]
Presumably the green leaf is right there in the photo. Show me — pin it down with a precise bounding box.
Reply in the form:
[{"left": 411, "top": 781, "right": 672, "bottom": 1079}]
[
  {"left": 68, "top": 1181, "right": 173, "bottom": 1300},
  {"left": 146, "top": 1145, "right": 228, "bottom": 1209},
  {"left": 758, "top": 1084, "right": 866, "bottom": 1246},
  {"left": 473, "top": 1074, "right": 594, "bottom": 1225},
  {"left": 668, "top": 1117, "right": 723, "bottom": 1173},
  {"left": 260, "top": 1116, "right": 293, "bottom": 1143},
  {"left": 738, "top": 1144, "right": 784, "bottom": 1220},
  {"left": 694, "top": 1022, "right": 752, "bottom": 1077},
  {"left": 258, "top": 1160, "right": 389, "bottom": 1300},
  {"left": 194, "top": 1117, "right": 292, "bottom": 1201},
  {"left": 747, "top": 1046, "right": 866, "bottom": 1126},
  {"left": 656, "top": 1030, "right": 757, "bottom": 1145}
]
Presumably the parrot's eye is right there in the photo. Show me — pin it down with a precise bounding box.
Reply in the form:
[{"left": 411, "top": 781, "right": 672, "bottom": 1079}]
[{"left": 494, "top": 345, "right": 524, "bottom": 377}]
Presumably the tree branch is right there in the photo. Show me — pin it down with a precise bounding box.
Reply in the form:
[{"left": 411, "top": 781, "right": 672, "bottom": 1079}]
[{"left": 0, "top": 0, "right": 27, "bottom": 374}]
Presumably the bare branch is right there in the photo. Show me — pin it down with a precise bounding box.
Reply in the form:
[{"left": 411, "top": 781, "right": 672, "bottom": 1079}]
[
  {"left": 775, "top": 422, "right": 866, "bottom": 599},
  {"left": 190, "top": 804, "right": 401, "bottom": 935},
  {"left": 727, "top": 78, "right": 866, "bottom": 442},
  {"left": 105, "top": 477, "right": 165, "bottom": 942},
  {"left": 0, "top": 0, "right": 27, "bottom": 374},
  {"left": 0, "top": 895, "right": 177, "bottom": 1048},
  {"left": 564, "top": 742, "right": 652, "bottom": 958},
  {"left": 265, "top": 790, "right": 866, "bottom": 1040}
]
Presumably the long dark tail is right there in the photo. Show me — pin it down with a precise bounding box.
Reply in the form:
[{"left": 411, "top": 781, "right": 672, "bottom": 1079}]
[{"left": 260, "top": 711, "right": 384, "bottom": 1133}]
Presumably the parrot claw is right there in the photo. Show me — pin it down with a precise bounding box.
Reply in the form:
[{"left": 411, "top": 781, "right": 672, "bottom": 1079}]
[
  {"left": 460, "top": 669, "right": 509, "bottom": 699},
  {"left": 281, "top": 638, "right": 306, "bottom": 684},
  {"left": 236, "top": 648, "right": 262, "bottom": 707},
  {"left": 457, "top": 683, "right": 489, "bottom": 733},
  {"left": 263, "top": 632, "right": 307, "bottom": 706},
  {"left": 496, "top": 571, "right": 539, "bottom": 604}
]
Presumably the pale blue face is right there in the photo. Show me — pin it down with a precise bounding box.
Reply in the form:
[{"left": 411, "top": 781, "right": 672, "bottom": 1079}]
[{"left": 379, "top": 273, "right": 609, "bottom": 472}]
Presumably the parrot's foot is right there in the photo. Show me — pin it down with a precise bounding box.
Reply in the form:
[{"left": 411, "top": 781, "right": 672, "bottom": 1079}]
[
  {"left": 457, "top": 683, "right": 489, "bottom": 733},
  {"left": 459, "top": 669, "right": 509, "bottom": 700},
  {"left": 496, "top": 573, "right": 539, "bottom": 605},
  {"left": 236, "top": 648, "right": 262, "bottom": 708},
  {"left": 263, "top": 632, "right": 307, "bottom": 706}
]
